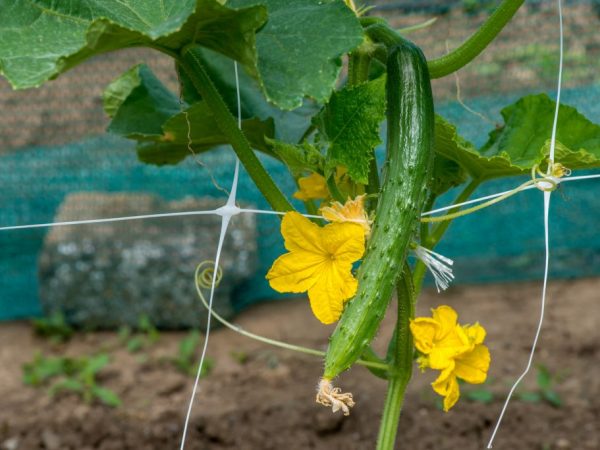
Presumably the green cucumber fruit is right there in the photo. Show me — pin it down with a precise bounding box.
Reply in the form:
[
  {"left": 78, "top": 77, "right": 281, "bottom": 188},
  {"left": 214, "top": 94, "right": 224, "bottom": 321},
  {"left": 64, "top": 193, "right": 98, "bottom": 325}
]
[{"left": 323, "top": 39, "right": 434, "bottom": 380}]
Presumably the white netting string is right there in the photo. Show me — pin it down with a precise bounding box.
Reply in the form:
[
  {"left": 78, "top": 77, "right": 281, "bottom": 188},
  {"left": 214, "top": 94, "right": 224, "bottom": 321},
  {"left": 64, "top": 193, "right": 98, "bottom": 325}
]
[{"left": 487, "top": 0, "right": 565, "bottom": 446}]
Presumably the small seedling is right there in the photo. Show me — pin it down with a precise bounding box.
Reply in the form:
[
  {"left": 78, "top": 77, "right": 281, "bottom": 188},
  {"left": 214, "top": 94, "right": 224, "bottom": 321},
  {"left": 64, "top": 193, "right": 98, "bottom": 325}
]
[
  {"left": 31, "top": 312, "right": 74, "bottom": 343},
  {"left": 230, "top": 350, "right": 249, "bottom": 365},
  {"left": 118, "top": 315, "right": 160, "bottom": 353},
  {"left": 171, "top": 330, "right": 214, "bottom": 377},
  {"left": 22, "top": 353, "right": 121, "bottom": 407},
  {"left": 516, "top": 364, "right": 563, "bottom": 407},
  {"left": 463, "top": 378, "right": 495, "bottom": 404},
  {"left": 138, "top": 315, "right": 160, "bottom": 343}
]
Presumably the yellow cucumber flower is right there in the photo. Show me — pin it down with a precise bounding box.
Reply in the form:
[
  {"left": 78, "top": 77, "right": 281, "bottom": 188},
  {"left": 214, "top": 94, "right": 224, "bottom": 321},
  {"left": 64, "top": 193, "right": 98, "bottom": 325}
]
[
  {"left": 266, "top": 211, "right": 365, "bottom": 324},
  {"left": 320, "top": 194, "right": 371, "bottom": 236},
  {"left": 294, "top": 172, "right": 328, "bottom": 201},
  {"left": 410, "top": 305, "right": 490, "bottom": 412}
]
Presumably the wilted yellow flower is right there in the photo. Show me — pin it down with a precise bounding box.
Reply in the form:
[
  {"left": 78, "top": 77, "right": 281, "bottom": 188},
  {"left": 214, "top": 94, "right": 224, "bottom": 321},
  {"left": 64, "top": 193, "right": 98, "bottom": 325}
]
[
  {"left": 320, "top": 194, "right": 371, "bottom": 236},
  {"left": 266, "top": 212, "right": 365, "bottom": 324},
  {"left": 410, "top": 305, "right": 490, "bottom": 411},
  {"left": 294, "top": 172, "right": 328, "bottom": 201}
]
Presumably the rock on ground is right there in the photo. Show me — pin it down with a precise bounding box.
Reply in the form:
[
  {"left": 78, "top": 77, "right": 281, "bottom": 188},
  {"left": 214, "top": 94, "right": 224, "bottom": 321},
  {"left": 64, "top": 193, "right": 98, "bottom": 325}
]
[{"left": 39, "top": 192, "right": 257, "bottom": 329}]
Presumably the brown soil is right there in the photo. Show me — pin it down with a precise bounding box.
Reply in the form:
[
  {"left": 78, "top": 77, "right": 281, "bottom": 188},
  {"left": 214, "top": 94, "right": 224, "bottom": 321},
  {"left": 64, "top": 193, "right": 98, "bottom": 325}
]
[{"left": 1, "top": 278, "right": 599, "bottom": 449}]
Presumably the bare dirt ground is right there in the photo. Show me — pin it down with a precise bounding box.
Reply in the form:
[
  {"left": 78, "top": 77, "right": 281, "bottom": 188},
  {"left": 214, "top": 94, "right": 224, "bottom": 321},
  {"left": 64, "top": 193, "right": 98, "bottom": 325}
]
[{"left": 0, "top": 278, "right": 598, "bottom": 450}]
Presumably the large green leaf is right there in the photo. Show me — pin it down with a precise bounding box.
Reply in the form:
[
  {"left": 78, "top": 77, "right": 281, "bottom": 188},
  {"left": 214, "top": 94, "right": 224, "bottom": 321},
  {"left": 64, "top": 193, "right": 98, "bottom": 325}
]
[
  {"left": 316, "top": 76, "right": 386, "bottom": 184},
  {"left": 104, "top": 63, "right": 274, "bottom": 165},
  {"left": 435, "top": 94, "right": 600, "bottom": 180},
  {"left": 104, "top": 64, "right": 182, "bottom": 139},
  {"left": 230, "top": 0, "right": 364, "bottom": 109},
  {"left": 137, "top": 114, "right": 274, "bottom": 165},
  {"left": 483, "top": 93, "right": 600, "bottom": 171},
  {"left": 431, "top": 155, "right": 468, "bottom": 196},
  {"left": 0, "top": 0, "right": 266, "bottom": 89},
  {"left": 267, "top": 139, "right": 324, "bottom": 178},
  {"left": 177, "top": 47, "right": 319, "bottom": 144},
  {"left": 434, "top": 115, "right": 526, "bottom": 180}
]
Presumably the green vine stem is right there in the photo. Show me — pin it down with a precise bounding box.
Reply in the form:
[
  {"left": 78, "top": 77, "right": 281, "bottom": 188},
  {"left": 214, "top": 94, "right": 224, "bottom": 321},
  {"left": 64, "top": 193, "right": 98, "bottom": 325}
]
[
  {"left": 348, "top": 42, "right": 381, "bottom": 205},
  {"left": 427, "top": 0, "right": 524, "bottom": 78},
  {"left": 376, "top": 264, "right": 415, "bottom": 450},
  {"left": 348, "top": 46, "right": 380, "bottom": 211},
  {"left": 179, "top": 45, "right": 293, "bottom": 212},
  {"left": 348, "top": 46, "right": 372, "bottom": 86},
  {"left": 362, "top": 0, "right": 524, "bottom": 79},
  {"left": 193, "top": 262, "right": 389, "bottom": 371}
]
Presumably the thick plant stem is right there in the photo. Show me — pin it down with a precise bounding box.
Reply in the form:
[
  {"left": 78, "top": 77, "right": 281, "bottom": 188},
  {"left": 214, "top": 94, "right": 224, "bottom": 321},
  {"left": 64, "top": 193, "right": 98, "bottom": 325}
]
[
  {"left": 362, "top": 0, "right": 524, "bottom": 79},
  {"left": 427, "top": 0, "right": 524, "bottom": 78},
  {"left": 179, "top": 46, "right": 293, "bottom": 212},
  {"left": 348, "top": 49, "right": 372, "bottom": 86},
  {"left": 376, "top": 266, "right": 415, "bottom": 450},
  {"left": 348, "top": 45, "right": 380, "bottom": 204}
]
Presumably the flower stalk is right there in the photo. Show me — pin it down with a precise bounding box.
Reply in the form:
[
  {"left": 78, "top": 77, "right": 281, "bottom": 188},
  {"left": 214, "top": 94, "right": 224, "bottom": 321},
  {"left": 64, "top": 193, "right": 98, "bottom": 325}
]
[
  {"left": 178, "top": 45, "right": 293, "bottom": 213},
  {"left": 376, "top": 265, "right": 415, "bottom": 450},
  {"left": 362, "top": 0, "right": 525, "bottom": 79}
]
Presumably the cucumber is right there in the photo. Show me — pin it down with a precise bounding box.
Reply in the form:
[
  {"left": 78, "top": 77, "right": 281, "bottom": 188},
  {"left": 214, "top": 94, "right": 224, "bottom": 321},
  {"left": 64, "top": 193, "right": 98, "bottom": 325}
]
[{"left": 322, "top": 40, "right": 434, "bottom": 380}]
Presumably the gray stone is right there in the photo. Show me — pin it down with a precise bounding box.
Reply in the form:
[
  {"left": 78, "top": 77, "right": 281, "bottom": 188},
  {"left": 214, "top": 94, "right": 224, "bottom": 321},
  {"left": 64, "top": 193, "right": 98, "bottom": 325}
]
[{"left": 39, "top": 192, "right": 257, "bottom": 329}]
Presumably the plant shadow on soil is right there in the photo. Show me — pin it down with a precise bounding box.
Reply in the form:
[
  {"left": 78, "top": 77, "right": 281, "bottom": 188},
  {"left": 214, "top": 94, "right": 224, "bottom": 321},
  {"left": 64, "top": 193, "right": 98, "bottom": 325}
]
[{"left": 0, "top": 278, "right": 598, "bottom": 450}]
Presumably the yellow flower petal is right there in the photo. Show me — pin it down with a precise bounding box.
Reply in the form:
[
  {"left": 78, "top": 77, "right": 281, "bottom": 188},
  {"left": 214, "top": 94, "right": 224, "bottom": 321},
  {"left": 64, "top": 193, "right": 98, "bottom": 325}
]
[
  {"left": 432, "top": 367, "right": 460, "bottom": 412},
  {"left": 321, "top": 222, "right": 365, "bottom": 265},
  {"left": 280, "top": 211, "right": 326, "bottom": 254},
  {"left": 454, "top": 344, "right": 491, "bottom": 385},
  {"left": 431, "top": 305, "right": 459, "bottom": 339},
  {"left": 412, "top": 305, "right": 491, "bottom": 412},
  {"left": 463, "top": 323, "right": 486, "bottom": 345},
  {"left": 320, "top": 195, "right": 371, "bottom": 236},
  {"left": 266, "top": 212, "right": 365, "bottom": 324},
  {"left": 429, "top": 344, "right": 470, "bottom": 371},
  {"left": 308, "top": 262, "right": 358, "bottom": 324},
  {"left": 410, "top": 318, "right": 440, "bottom": 355},
  {"left": 266, "top": 251, "right": 326, "bottom": 293},
  {"left": 294, "top": 173, "right": 328, "bottom": 201}
]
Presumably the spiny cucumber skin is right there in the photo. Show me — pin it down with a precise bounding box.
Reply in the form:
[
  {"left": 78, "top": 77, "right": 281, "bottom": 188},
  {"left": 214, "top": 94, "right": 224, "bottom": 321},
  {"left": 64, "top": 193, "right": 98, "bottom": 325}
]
[{"left": 323, "top": 41, "right": 434, "bottom": 379}]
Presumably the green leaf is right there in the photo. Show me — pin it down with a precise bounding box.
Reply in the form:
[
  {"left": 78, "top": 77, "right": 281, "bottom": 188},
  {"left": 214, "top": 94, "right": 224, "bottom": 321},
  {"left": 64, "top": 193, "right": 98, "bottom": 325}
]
[
  {"left": 22, "top": 354, "right": 66, "bottom": 386},
  {"left": 137, "top": 108, "right": 274, "bottom": 165},
  {"left": 178, "top": 47, "right": 319, "bottom": 144},
  {"left": 434, "top": 115, "right": 526, "bottom": 180},
  {"left": 126, "top": 336, "right": 145, "bottom": 353},
  {"left": 49, "top": 378, "right": 84, "bottom": 396},
  {"left": 481, "top": 93, "right": 600, "bottom": 171},
  {"left": 178, "top": 330, "right": 200, "bottom": 361},
  {"left": 105, "top": 64, "right": 182, "bottom": 138},
  {"left": 536, "top": 365, "right": 552, "bottom": 390},
  {"left": 104, "top": 64, "right": 275, "bottom": 165},
  {"left": 160, "top": 103, "right": 274, "bottom": 152},
  {"left": 517, "top": 391, "right": 542, "bottom": 403},
  {"left": 91, "top": 386, "right": 122, "bottom": 407},
  {"left": 83, "top": 354, "right": 110, "bottom": 376},
  {"left": 436, "top": 94, "right": 600, "bottom": 181},
  {"left": 0, "top": 0, "right": 266, "bottom": 89},
  {"left": 230, "top": 0, "right": 364, "bottom": 109},
  {"left": 431, "top": 154, "right": 468, "bottom": 196},
  {"left": 465, "top": 389, "right": 494, "bottom": 404},
  {"left": 316, "top": 76, "right": 386, "bottom": 184},
  {"left": 542, "top": 390, "right": 563, "bottom": 408},
  {"left": 267, "top": 139, "right": 324, "bottom": 178}
]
